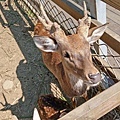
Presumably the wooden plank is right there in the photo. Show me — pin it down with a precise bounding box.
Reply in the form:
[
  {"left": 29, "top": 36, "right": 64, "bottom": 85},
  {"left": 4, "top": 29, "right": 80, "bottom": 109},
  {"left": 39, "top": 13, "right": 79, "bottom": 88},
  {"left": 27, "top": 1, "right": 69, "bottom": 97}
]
[
  {"left": 107, "top": 4, "right": 120, "bottom": 18},
  {"left": 107, "top": 18, "right": 120, "bottom": 35},
  {"left": 102, "top": 28, "right": 120, "bottom": 54},
  {"left": 52, "top": 0, "right": 83, "bottom": 20},
  {"left": 101, "top": 0, "right": 120, "bottom": 11},
  {"left": 107, "top": 9, "right": 120, "bottom": 25},
  {"left": 59, "top": 81, "right": 120, "bottom": 120},
  {"left": 52, "top": 0, "right": 120, "bottom": 54}
]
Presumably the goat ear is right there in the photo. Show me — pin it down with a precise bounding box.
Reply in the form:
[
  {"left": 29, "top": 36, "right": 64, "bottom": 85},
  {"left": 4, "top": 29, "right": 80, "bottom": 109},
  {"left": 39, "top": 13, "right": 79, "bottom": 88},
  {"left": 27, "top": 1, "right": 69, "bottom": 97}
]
[
  {"left": 87, "top": 23, "right": 108, "bottom": 44},
  {"left": 33, "top": 36, "right": 58, "bottom": 52}
]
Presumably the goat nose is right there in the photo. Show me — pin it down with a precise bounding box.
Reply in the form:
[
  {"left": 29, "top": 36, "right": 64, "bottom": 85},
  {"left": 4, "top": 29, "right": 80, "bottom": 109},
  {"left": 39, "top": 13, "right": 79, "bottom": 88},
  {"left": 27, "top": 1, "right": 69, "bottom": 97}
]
[{"left": 88, "top": 73, "right": 101, "bottom": 84}]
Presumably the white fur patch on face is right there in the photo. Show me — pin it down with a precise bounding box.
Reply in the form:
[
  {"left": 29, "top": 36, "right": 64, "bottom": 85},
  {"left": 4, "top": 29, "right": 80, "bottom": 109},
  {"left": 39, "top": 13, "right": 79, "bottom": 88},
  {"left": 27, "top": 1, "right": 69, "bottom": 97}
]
[{"left": 68, "top": 73, "right": 84, "bottom": 93}]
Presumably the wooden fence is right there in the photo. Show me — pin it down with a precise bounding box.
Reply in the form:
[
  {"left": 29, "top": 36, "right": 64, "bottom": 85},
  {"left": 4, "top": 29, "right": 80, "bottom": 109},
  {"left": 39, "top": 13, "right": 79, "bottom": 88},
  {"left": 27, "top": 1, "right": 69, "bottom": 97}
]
[{"left": 20, "top": 0, "right": 120, "bottom": 119}]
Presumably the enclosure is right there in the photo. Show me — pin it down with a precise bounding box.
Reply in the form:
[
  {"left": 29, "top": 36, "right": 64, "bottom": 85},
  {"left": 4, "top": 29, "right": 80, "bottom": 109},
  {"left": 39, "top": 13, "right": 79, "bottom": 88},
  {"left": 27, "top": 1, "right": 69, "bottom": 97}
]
[{"left": 0, "top": 0, "right": 120, "bottom": 120}]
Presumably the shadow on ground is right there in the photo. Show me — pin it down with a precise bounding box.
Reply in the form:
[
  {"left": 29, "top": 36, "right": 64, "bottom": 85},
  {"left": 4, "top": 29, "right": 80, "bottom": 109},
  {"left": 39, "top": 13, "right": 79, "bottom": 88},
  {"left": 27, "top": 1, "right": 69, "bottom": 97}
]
[{"left": 0, "top": 0, "right": 60, "bottom": 119}]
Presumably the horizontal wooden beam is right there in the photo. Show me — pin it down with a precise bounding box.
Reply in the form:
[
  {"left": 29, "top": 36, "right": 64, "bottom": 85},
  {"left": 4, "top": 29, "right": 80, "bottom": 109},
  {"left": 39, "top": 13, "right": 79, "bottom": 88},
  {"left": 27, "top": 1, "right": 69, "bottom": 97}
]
[
  {"left": 59, "top": 81, "right": 120, "bottom": 120},
  {"left": 101, "top": 0, "right": 120, "bottom": 11},
  {"left": 52, "top": 0, "right": 120, "bottom": 54},
  {"left": 51, "top": 0, "right": 83, "bottom": 20}
]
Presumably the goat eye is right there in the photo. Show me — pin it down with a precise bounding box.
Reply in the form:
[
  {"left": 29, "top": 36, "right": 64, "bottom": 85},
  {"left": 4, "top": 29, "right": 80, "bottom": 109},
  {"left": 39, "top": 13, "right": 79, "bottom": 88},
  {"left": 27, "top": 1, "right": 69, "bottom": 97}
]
[{"left": 63, "top": 51, "right": 70, "bottom": 58}]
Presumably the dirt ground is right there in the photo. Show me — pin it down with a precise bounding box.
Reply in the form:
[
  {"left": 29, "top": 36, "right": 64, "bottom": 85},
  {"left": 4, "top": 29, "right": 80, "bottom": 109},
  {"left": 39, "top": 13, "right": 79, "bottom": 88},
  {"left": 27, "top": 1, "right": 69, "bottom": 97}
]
[{"left": 0, "top": 0, "right": 62, "bottom": 119}]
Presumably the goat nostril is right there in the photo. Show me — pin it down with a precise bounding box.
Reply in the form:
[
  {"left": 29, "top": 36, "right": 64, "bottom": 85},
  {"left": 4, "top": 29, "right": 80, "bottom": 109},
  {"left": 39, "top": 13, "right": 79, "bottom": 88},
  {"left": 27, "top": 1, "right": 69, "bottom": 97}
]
[{"left": 88, "top": 73, "right": 101, "bottom": 83}]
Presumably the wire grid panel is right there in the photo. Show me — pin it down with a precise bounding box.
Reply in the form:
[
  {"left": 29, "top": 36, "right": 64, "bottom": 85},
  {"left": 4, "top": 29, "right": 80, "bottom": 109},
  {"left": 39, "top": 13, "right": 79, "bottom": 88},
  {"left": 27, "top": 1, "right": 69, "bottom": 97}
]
[{"left": 22, "top": 0, "right": 120, "bottom": 85}]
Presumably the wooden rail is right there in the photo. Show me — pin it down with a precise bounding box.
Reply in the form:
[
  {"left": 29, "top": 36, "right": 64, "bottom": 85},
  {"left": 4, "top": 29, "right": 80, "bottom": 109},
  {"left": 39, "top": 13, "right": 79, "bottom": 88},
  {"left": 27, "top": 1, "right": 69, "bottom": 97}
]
[
  {"left": 101, "top": 0, "right": 120, "bottom": 11},
  {"left": 52, "top": 0, "right": 120, "bottom": 54},
  {"left": 59, "top": 81, "right": 120, "bottom": 120}
]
